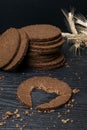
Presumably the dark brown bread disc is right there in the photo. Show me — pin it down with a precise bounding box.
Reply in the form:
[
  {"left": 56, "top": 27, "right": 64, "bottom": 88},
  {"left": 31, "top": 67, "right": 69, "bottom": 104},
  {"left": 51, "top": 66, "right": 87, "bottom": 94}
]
[
  {"left": 3, "top": 30, "right": 28, "bottom": 71},
  {"left": 0, "top": 28, "right": 20, "bottom": 68},
  {"left": 17, "top": 76, "right": 72, "bottom": 110},
  {"left": 22, "top": 24, "right": 61, "bottom": 42}
]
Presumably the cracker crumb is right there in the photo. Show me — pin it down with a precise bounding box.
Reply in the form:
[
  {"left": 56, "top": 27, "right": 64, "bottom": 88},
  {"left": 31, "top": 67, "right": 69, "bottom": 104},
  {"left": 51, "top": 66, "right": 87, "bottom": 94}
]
[
  {"left": 20, "top": 127, "right": 23, "bottom": 130},
  {"left": 58, "top": 112, "right": 62, "bottom": 118},
  {"left": 5, "top": 111, "right": 13, "bottom": 116},
  {"left": 48, "top": 110, "right": 55, "bottom": 113},
  {"left": 53, "top": 124, "right": 56, "bottom": 127},
  {"left": 65, "top": 109, "right": 70, "bottom": 114},
  {"left": 73, "top": 88, "right": 80, "bottom": 94},
  {"left": 43, "top": 110, "right": 47, "bottom": 113},
  {"left": 65, "top": 63, "right": 70, "bottom": 68},
  {"left": 14, "top": 109, "right": 19, "bottom": 114},
  {"left": 24, "top": 110, "right": 30, "bottom": 116},
  {"left": 3, "top": 111, "right": 13, "bottom": 120},
  {"left": 11, "top": 119, "right": 15, "bottom": 122},
  {"left": 71, "top": 119, "right": 74, "bottom": 123},
  {"left": 23, "top": 122, "right": 27, "bottom": 128},
  {"left": 0, "top": 75, "right": 5, "bottom": 80},
  {"left": 61, "top": 119, "right": 70, "bottom": 124},
  {"left": 20, "top": 118, "right": 23, "bottom": 121},
  {"left": 16, "top": 123, "right": 20, "bottom": 128},
  {"left": 16, "top": 114, "right": 21, "bottom": 118},
  {"left": 71, "top": 99, "right": 75, "bottom": 103},
  {"left": 0, "top": 122, "right": 6, "bottom": 126}
]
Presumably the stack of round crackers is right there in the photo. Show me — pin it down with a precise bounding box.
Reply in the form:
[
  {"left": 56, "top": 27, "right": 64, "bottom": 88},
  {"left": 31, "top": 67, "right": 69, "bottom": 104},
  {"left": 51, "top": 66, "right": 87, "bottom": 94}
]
[
  {"left": 23, "top": 25, "right": 65, "bottom": 70},
  {"left": 0, "top": 24, "right": 65, "bottom": 71}
]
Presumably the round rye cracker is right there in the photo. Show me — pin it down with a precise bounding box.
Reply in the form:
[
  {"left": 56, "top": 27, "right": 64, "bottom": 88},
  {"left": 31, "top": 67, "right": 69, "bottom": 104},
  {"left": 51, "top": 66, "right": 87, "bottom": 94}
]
[
  {"left": 0, "top": 28, "right": 20, "bottom": 68},
  {"left": 22, "top": 24, "right": 62, "bottom": 42},
  {"left": 3, "top": 30, "right": 28, "bottom": 71},
  {"left": 17, "top": 76, "right": 72, "bottom": 111}
]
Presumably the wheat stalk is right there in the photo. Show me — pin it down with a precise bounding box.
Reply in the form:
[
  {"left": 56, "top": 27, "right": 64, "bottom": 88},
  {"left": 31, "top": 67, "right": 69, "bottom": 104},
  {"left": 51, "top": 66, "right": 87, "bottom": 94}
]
[{"left": 62, "top": 9, "right": 87, "bottom": 54}]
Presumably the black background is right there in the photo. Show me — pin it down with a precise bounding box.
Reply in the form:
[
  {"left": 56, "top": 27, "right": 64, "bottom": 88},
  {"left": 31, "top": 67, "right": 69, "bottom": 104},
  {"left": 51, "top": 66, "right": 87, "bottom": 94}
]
[
  {"left": 0, "top": 0, "right": 87, "bottom": 33},
  {"left": 0, "top": 0, "right": 87, "bottom": 130}
]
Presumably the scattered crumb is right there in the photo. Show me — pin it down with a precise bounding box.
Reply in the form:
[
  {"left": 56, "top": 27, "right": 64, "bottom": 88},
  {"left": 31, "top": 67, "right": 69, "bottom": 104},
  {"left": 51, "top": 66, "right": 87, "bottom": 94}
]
[
  {"left": 43, "top": 110, "right": 47, "bottom": 113},
  {"left": 20, "top": 118, "right": 23, "bottom": 121},
  {"left": 16, "top": 123, "right": 20, "bottom": 128},
  {"left": 23, "top": 122, "right": 27, "bottom": 128},
  {"left": 73, "top": 88, "right": 80, "bottom": 94},
  {"left": 61, "top": 119, "right": 70, "bottom": 124},
  {"left": 71, "top": 120, "right": 74, "bottom": 123},
  {"left": 53, "top": 124, "right": 56, "bottom": 127},
  {"left": 5, "top": 111, "right": 13, "bottom": 116},
  {"left": 58, "top": 112, "right": 62, "bottom": 118},
  {"left": 78, "top": 77, "right": 81, "bottom": 80},
  {"left": 2, "top": 111, "right": 13, "bottom": 120},
  {"left": 30, "top": 107, "right": 33, "bottom": 110},
  {"left": 48, "top": 110, "right": 55, "bottom": 113},
  {"left": 65, "top": 62, "right": 70, "bottom": 68},
  {"left": 37, "top": 110, "right": 41, "bottom": 113},
  {"left": 14, "top": 109, "right": 19, "bottom": 114},
  {"left": 0, "top": 75, "right": 5, "bottom": 80},
  {"left": 20, "top": 127, "right": 23, "bottom": 130},
  {"left": 24, "top": 110, "right": 30, "bottom": 116},
  {"left": 11, "top": 119, "right": 15, "bottom": 122},
  {"left": 65, "top": 98, "right": 76, "bottom": 108},
  {"left": 71, "top": 99, "right": 75, "bottom": 103},
  {"left": 16, "top": 114, "right": 21, "bottom": 118},
  {"left": 64, "top": 109, "right": 70, "bottom": 114},
  {"left": 0, "top": 122, "right": 6, "bottom": 126}
]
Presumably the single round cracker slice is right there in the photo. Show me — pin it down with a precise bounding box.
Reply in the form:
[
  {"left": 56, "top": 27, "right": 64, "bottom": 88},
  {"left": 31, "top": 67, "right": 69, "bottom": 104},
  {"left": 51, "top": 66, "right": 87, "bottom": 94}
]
[
  {"left": 3, "top": 30, "right": 28, "bottom": 71},
  {"left": 0, "top": 28, "right": 20, "bottom": 68},
  {"left": 22, "top": 24, "right": 62, "bottom": 42},
  {"left": 17, "top": 76, "right": 72, "bottom": 110}
]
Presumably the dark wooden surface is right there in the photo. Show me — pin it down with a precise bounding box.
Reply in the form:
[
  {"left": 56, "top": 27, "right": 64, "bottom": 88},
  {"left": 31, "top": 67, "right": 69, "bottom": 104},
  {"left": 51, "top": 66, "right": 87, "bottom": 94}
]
[{"left": 0, "top": 49, "right": 87, "bottom": 130}]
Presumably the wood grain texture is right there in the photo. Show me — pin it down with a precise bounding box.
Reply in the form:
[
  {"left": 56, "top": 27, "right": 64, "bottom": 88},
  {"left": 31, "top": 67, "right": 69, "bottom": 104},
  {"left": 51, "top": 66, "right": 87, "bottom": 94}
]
[{"left": 0, "top": 49, "right": 87, "bottom": 130}]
